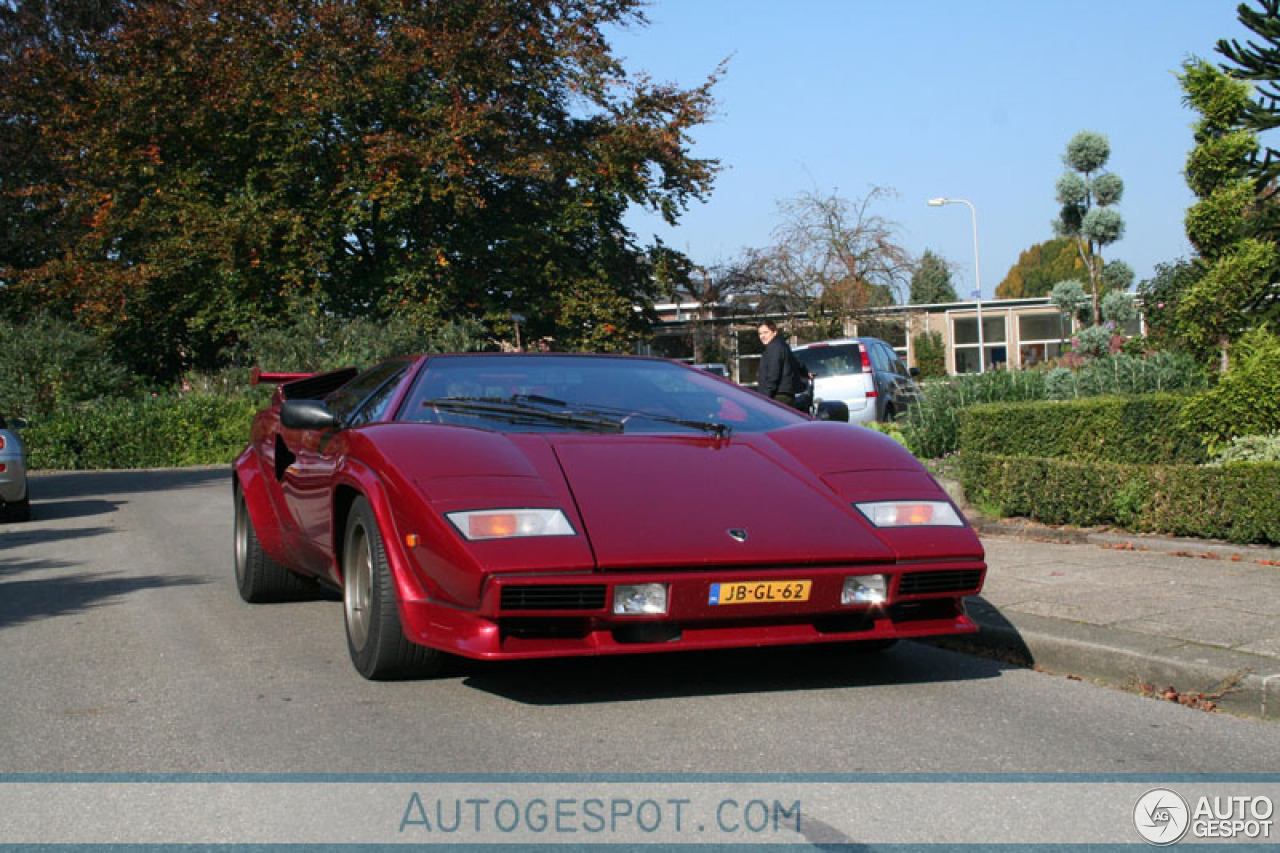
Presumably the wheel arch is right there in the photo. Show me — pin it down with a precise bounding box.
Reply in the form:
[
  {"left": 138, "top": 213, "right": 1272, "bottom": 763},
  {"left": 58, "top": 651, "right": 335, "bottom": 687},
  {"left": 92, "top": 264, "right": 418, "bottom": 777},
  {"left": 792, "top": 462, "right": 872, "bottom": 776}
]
[
  {"left": 232, "top": 456, "right": 293, "bottom": 567},
  {"left": 330, "top": 463, "right": 432, "bottom": 604}
]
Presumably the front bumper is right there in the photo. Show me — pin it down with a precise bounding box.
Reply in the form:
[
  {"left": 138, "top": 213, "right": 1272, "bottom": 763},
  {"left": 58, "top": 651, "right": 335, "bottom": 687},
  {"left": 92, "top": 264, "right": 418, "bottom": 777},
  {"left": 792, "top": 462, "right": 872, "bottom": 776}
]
[{"left": 398, "top": 562, "right": 985, "bottom": 660}]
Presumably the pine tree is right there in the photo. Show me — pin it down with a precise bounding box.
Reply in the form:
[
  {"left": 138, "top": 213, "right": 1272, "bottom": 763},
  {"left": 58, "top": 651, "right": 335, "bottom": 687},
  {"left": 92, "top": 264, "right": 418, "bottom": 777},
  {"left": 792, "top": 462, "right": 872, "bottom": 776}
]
[{"left": 909, "top": 249, "right": 957, "bottom": 304}]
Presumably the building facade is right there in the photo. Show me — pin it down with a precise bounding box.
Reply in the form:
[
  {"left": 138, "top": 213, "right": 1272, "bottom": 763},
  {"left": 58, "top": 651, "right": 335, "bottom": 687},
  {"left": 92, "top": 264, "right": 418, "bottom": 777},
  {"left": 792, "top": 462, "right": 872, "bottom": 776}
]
[{"left": 646, "top": 296, "right": 1143, "bottom": 384}]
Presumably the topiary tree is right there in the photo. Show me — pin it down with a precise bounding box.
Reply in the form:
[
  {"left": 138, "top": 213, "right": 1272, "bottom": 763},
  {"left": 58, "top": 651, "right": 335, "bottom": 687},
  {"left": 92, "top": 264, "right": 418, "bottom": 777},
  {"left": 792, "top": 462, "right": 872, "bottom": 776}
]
[
  {"left": 1053, "top": 131, "right": 1127, "bottom": 325},
  {"left": 1101, "top": 290, "right": 1137, "bottom": 327}
]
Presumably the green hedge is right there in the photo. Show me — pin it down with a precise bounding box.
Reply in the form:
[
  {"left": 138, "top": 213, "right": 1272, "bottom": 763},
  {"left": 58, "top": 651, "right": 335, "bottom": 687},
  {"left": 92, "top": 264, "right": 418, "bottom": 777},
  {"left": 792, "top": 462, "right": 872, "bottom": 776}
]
[
  {"left": 25, "top": 393, "right": 264, "bottom": 470},
  {"left": 901, "top": 351, "right": 1208, "bottom": 460},
  {"left": 957, "top": 395, "right": 1207, "bottom": 465},
  {"left": 959, "top": 453, "right": 1280, "bottom": 544}
]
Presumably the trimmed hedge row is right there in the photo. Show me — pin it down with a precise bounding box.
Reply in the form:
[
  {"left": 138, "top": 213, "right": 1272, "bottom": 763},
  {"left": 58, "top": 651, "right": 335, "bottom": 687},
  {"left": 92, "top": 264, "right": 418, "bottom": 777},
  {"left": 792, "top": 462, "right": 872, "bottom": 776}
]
[
  {"left": 956, "top": 395, "right": 1207, "bottom": 465},
  {"left": 959, "top": 452, "right": 1280, "bottom": 544},
  {"left": 25, "top": 394, "right": 263, "bottom": 470}
]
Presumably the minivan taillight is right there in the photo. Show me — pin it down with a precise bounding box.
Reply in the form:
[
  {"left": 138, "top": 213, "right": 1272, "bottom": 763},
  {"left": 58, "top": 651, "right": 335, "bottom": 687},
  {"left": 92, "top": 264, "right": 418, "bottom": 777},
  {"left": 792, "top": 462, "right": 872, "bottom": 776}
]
[
  {"left": 0, "top": 435, "right": 6, "bottom": 450},
  {"left": 860, "top": 346, "right": 877, "bottom": 397}
]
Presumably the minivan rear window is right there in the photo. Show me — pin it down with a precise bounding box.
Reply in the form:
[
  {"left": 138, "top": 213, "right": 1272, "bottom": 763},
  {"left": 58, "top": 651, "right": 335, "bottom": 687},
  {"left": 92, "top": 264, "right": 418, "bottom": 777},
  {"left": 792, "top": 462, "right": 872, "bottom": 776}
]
[{"left": 794, "top": 344, "right": 864, "bottom": 377}]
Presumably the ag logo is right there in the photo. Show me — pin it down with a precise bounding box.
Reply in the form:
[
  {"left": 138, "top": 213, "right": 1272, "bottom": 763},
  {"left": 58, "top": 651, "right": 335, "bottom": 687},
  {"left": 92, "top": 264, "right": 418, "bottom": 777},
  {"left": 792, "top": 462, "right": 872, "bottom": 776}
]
[{"left": 1134, "top": 788, "right": 1190, "bottom": 845}]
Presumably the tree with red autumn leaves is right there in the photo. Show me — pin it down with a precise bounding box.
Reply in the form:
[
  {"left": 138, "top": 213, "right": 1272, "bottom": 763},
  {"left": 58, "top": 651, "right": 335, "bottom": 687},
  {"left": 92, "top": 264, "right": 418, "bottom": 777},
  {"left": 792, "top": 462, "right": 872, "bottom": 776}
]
[{"left": 0, "top": 0, "right": 718, "bottom": 379}]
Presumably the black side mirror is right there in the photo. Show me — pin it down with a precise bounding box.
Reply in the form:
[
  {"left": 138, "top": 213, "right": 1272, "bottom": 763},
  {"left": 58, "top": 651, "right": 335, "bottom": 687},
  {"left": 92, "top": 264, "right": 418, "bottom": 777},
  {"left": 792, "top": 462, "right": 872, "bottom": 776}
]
[
  {"left": 280, "top": 399, "right": 341, "bottom": 430},
  {"left": 814, "top": 400, "right": 849, "bottom": 422},
  {"left": 9, "top": 417, "right": 27, "bottom": 430},
  {"left": 909, "top": 366, "right": 920, "bottom": 378}
]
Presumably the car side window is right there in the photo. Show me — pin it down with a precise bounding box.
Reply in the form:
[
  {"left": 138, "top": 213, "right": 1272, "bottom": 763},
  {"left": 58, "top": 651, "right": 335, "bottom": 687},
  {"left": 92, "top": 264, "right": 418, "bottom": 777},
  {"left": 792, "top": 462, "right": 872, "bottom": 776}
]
[
  {"left": 346, "top": 373, "right": 407, "bottom": 427},
  {"left": 868, "top": 342, "right": 890, "bottom": 373},
  {"left": 328, "top": 360, "right": 410, "bottom": 424},
  {"left": 888, "top": 350, "right": 910, "bottom": 378}
]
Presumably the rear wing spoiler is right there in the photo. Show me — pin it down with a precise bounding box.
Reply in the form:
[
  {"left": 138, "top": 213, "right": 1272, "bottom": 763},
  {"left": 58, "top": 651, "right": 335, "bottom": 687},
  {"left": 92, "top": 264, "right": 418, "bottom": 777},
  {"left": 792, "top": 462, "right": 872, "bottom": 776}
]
[{"left": 250, "top": 366, "right": 360, "bottom": 401}]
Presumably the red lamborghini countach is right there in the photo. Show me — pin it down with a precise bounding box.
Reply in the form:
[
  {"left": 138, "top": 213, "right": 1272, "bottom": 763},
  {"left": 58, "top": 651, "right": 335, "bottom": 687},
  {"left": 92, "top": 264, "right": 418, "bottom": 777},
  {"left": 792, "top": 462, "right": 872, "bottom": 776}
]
[{"left": 233, "top": 353, "right": 985, "bottom": 679}]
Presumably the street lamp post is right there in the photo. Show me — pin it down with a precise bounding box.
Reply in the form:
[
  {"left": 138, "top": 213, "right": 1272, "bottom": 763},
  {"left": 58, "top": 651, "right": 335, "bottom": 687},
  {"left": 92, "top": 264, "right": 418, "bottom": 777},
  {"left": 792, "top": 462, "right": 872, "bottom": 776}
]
[{"left": 928, "top": 197, "right": 984, "bottom": 373}]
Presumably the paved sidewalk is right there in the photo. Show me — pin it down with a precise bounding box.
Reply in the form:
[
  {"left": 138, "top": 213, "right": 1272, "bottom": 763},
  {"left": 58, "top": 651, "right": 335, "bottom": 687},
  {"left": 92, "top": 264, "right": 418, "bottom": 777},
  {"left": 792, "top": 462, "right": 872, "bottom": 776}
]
[{"left": 938, "top": 520, "right": 1280, "bottom": 720}]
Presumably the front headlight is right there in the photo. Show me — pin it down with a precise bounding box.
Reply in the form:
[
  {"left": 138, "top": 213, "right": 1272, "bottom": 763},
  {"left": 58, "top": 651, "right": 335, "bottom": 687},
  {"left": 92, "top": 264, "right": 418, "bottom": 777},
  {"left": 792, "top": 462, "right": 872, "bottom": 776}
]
[
  {"left": 854, "top": 500, "right": 964, "bottom": 528},
  {"left": 445, "top": 508, "right": 576, "bottom": 541}
]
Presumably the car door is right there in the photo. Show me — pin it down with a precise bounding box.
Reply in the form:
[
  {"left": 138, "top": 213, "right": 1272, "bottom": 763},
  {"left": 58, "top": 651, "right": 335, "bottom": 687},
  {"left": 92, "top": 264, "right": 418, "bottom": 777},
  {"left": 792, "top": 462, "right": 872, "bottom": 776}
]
[
  {"left": 865, "top": 341, "right": 892, "bottom": 420},
  {"left": 279, "top": 360, "right": 410, "bottom": 576},
  {"left": 876, "top": 342, "right": 917, "bottom": 416}
]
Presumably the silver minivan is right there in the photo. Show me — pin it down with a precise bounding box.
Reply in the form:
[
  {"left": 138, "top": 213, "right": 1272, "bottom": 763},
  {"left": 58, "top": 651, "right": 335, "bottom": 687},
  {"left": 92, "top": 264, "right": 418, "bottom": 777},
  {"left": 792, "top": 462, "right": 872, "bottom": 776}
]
[{"left": 792, "top": 338, "right": 920, "bottom": 424}]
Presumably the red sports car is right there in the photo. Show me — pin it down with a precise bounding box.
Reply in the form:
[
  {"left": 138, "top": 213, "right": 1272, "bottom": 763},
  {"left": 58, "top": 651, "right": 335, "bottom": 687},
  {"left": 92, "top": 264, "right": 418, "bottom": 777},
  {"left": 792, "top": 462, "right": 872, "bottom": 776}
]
[{"left": 233, "top": 353, "right": 985, "bottom": 679}]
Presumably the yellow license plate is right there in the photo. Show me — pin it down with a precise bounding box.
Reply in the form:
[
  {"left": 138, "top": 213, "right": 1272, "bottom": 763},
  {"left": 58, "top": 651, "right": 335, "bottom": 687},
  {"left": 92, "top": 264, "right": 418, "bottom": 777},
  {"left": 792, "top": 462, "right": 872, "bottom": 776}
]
[{"left": 709, "top": 580, "right": 811, "bottom": 605}]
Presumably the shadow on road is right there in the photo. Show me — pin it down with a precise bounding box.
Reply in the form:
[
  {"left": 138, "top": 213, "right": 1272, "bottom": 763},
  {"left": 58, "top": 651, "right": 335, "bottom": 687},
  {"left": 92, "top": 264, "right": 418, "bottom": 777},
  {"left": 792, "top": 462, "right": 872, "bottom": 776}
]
[
  {"left": 0, "top": 571, "right": 207, "bottom": 630},
  {"left": 20, "top": 499, "right": 123, "bottom": 522},
  {"left": 28, "top": 468, "right": 227, "bottom": 501},
  {"left": 0, "top": 525, "right": 114, "bottom": 557},
  {"left": 458, "top": 639, "right": 1010, "bottom": 705},
  {"left": 920, "top": 595, "right": 1036, "bottom": 669}
]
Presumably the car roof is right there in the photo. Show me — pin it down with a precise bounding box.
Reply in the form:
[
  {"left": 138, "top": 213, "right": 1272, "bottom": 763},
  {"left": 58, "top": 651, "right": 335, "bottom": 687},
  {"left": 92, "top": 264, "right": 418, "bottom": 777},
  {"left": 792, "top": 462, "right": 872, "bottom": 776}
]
[{"left": 793, "top": 337, "right": 883, "bottom": 350}]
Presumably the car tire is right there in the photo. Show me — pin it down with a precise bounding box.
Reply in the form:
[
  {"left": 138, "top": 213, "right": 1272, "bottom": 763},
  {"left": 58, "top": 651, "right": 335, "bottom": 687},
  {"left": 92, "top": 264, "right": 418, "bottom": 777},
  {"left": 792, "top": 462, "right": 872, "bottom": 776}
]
[
  {"left": 342, "top": 496, "right": 444, "bottom": 680},
  {"left": 0, "top": 495, "right": 29, "bottom": 523},
  {"left": 234, "top": 487, "right": 310, "bottom": 603}
]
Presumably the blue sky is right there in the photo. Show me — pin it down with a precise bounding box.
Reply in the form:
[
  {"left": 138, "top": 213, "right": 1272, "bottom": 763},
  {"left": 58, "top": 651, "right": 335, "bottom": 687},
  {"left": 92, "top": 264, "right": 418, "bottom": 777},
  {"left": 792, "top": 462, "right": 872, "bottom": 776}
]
[{"left": 609, "top": 1, "right": 1257, "bottom": 300}]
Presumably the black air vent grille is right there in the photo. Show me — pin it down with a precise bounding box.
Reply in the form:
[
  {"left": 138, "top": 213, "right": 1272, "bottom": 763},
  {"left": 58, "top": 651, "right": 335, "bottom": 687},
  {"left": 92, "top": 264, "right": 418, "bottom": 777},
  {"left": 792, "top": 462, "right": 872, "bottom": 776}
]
[
  {"left": 500, "top": 585, "right": 607, "bottom": 611},
  {"left": 898, "top": 569, "right": 983, "bottom": 596}
]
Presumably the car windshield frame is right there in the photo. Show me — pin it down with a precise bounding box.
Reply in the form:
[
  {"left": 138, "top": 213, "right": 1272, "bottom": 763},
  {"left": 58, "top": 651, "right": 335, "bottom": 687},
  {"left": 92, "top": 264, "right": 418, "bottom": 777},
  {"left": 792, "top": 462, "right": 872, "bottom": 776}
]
[{"left": 398, "top": 354, "right": 805, "bottom": 435}]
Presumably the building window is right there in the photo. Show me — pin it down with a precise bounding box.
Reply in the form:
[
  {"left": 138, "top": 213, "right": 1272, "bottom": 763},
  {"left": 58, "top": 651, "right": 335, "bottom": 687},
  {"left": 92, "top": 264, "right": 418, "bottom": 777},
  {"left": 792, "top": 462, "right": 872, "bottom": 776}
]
[
  {"left": 1017, "top": 313, "right": 1069, "bottom": 368},
  {"left": 952, "top": 315, "right": 1007, "bottom": 372}
]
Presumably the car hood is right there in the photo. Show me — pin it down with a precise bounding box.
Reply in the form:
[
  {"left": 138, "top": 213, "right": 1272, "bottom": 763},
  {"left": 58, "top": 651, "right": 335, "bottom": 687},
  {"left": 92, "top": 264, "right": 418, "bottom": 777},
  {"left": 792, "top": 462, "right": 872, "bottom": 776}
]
[{"left": 547, "top": 433, "right": 896, "bottom": 570}]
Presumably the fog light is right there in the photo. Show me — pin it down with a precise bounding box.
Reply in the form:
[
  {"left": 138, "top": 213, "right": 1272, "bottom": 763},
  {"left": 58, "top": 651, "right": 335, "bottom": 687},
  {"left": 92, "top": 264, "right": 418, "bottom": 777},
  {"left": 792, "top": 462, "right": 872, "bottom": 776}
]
[
  {"left": 613, "top": 583, "right": 669, "bottom": 615},
  {"left": 842, "top": 574, "right": 888, "bottom": 605}
]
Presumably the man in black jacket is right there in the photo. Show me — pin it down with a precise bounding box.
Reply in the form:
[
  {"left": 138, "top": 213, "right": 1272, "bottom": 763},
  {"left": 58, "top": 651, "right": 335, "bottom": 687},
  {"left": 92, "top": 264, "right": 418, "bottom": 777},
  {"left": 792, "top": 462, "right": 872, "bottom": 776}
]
[{"left": 756, "top": 320, "right": 807, "bottom": 409}]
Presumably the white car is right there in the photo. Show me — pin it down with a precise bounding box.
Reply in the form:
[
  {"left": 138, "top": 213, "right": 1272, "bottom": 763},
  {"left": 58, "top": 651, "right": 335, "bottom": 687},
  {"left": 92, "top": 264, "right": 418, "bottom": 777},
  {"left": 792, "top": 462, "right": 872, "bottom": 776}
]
[
  {"left": 792, "top": 338, "right": 920, "bottom": 424},
  {"left": 0, "top": 415, "right": 29, "bottom": 522}
]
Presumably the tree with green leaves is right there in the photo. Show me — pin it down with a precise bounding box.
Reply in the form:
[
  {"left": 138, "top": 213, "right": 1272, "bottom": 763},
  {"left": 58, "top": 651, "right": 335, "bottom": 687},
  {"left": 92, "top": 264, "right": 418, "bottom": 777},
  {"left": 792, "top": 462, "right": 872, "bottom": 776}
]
[
  {"left": 0, "top": 0, "right": 720, "bottom": 380},
  {"left": 909, "top": 249, "right": 956, "bottom": 304},
  {"left": 994, "top": 237, "right": 1090, "bottom": 299},
  {"left": 1178, "top": 58, "right": 1277, "bottom": 372},
  {"left": 1053, "top": 131, "right": 1126, "bottom": 325},
  {"left": 1138, "top": 259, "right": 1204, "bottom": 350}
]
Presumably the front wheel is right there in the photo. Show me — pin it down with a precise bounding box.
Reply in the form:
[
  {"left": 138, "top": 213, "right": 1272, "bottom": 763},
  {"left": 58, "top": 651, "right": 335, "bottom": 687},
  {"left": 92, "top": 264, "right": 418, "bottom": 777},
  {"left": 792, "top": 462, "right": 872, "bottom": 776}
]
[{"left": 342, "top": 497, "right": 444, "bottom": 680}]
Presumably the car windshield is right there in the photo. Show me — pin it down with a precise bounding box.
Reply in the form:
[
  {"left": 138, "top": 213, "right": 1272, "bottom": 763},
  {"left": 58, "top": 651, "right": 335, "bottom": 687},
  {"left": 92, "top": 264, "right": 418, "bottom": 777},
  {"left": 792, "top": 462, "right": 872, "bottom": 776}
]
[
  {"left": 400, "top": 355, "right": 804, "bottom": 435},
  {"left": 794, "top": 344, "right": 864, "bottom": 378}
]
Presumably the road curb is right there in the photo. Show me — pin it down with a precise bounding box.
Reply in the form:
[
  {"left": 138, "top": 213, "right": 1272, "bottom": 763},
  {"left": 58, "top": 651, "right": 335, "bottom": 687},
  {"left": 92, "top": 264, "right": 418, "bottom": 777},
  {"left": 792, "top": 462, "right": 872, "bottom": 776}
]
[
  {"left": 928, "top": 609, "right": 1280, "bottom": 721},
  {"left": 972, "top": 517, "right": 1280, "bottom": 564}
]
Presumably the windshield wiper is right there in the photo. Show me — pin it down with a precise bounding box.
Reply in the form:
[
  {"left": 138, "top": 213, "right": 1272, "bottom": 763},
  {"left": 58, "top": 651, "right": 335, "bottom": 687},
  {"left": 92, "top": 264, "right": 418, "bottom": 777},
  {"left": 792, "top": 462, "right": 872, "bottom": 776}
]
[
  {"left": 567, "top": 404, "right": 733, "bottom": 439},
  {"left": 424, "top": 396, "right": 731, "bottom": 438},
  {"left": 421, "top": 397, "right": 623, "bottom": 433}
]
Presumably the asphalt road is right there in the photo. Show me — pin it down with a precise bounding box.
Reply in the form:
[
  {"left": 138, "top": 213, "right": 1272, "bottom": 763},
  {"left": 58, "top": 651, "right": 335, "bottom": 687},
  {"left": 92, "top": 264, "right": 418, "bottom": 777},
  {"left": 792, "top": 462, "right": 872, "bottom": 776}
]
[{"left": 2, "top": 469, "right": 1277, "bottom": 774}]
